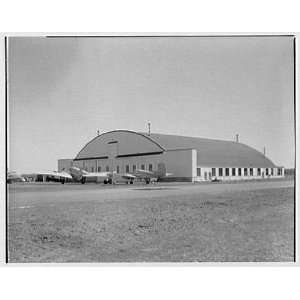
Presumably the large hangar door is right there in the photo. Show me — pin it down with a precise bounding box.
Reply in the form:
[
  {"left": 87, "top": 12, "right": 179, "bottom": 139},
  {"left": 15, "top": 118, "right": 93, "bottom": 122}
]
[{"left": 107, "top": 140, "right": 119, "bottom": 172}]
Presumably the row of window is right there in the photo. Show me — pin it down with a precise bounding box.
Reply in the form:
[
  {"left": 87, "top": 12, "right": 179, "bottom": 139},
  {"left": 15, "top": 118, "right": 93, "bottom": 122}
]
[
  {"left": 197, "top": 167, "right": 283, "bottom": 177},
  {"left": 82, "top": 163, "right": 154, "bottom": 173},
  {"left": 123, "top": 163, "right": 153, "bottom": 173}
]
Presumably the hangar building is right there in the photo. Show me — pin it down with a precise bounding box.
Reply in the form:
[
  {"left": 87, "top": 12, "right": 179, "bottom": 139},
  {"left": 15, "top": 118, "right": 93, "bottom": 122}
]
[{"left": 58, "top": 130, "right": 284, "bottom": 182}]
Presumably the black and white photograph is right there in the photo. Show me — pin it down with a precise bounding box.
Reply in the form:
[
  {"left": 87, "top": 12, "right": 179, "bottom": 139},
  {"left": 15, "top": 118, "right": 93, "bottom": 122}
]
[{"left": 6, "top": 34, "right": 295, "bottom": 263}]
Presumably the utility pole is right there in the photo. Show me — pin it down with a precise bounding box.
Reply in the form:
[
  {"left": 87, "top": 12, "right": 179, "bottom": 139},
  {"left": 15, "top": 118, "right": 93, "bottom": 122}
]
[
  {"left": 235, "top": 134, "right": 239, "bottom": 143},
  {"left": 148, "top": 122, "right": 151, "bottom": 136},
  {"left": 263, "top": 147, "right": 266, "bottom": 156}
]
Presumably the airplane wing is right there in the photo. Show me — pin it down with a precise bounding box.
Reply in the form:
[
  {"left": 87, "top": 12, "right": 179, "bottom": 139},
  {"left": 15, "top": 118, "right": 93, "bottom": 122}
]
[
  {"left": 32, "top": 171, "right": 73, "bottom": 180},
  {"left": 82, "top": 172, "right": 110, "bottom": 178},
  {"left": 120, "top": 173, "right": 136, "bottom": 180},
  {"left": 57, "top": 171, "right": 73, "bottom": 179},
  {"left": 135, "top": 169, "right": 153, "bottom": 176},
  {"left": 108, "top": 172, "right": 136, "bottom": 180}
]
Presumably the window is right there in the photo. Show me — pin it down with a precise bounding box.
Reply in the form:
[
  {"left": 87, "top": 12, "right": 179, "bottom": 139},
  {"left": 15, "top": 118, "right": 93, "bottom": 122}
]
[
  {"left": 91, "top": 167, "right": 94, "bottom": 172},
  {"left": 271, "top": 168, "right": 274, "bottom": 176},
  {"left": 244, "top": 168, "right": 248, "bottom": 176},
  {"left": 250, "top": 168, "right": 253, "bottom": 176},
  {"left": 98, "top": 166, "right": 101, "bottom": 172},
  {"left": 225, "top": 168, "right": 229, "bottom": 176},
  {"left": 219, "top": 168, "right": 223, "bottom": 176},
  {"left": 197, "top": 168, "right": 201, "bottom": 177},
  {"left": 278, "top": 168, "right": 282, "bottom": 176},
  {"left": 212, "top": 168, "right": 216, "bottom": 176},
  {"left": 116, "top": 165, "right": 120, "bottom": 173},
  {"left": 257, "top": 168, "right": 261, "bottom": 176},
  {"left": 133, "top": 165, "right": 136, "bottom": 173},
  {"left": 106, "top": 166, "right": 109, "bottom": 172},
  {"left": 149, "top": 164, "right": 153, "bottom": 172},
  {"left": 266, "top": 168, "right": 269, "bottom": 176},
  {"left": 141, "top": 164, "right": 145, "bottom": 170},
  {"left": 238, "top": 168, "right": 242, "bottom": 176},
  {"left": 232, "top": 168, "right": 236, "bottom": 176},
  {"left": 126, "top": 165, "right": 129, "bottom": 173}
]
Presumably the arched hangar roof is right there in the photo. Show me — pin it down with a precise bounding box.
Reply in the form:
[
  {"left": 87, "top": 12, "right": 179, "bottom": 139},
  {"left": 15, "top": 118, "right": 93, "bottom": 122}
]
[{"left": 74, "top": 130, "right": 276, "bottom": 168}]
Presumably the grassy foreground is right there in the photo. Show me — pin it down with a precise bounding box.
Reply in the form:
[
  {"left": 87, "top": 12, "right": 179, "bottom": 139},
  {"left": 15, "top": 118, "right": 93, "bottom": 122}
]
[{"left": 8, "top": 186, "right": 294, "bottom": 262}]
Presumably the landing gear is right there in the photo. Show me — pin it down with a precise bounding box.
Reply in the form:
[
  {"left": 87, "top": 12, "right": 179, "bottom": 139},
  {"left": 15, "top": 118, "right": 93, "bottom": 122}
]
[{"left": 81, "top": 178, "right": 86, "bottom": 184}]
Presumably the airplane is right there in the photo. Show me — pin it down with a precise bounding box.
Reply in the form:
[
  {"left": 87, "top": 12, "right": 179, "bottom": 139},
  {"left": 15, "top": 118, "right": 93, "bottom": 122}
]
[
  {"left": 134, "top": 162, "right": 172, "bottom": 184},
  {"left": 109, "top": 171, "right": 136, "bottom": 184},
  {"left": 7, "top": 171, "right": 26, "bottom": 184},
  {"left": 68, "top": 167, "right": 110, "bottom": 184},
  {"left": 68, "top": 166, "right": 136, "bottom": 184},
  {"left": 23, "top": 170, "right": 73, "bottom": 184}
]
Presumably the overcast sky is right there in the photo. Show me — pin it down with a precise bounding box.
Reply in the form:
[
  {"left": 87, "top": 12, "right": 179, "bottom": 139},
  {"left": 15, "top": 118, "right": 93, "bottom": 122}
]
[{"left": 8, "top": 36, "right": 294, "bottom": 173}]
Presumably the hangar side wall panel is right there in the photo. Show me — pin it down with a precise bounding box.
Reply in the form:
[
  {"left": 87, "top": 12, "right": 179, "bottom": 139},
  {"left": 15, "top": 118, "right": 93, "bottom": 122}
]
[
  {"left": 58, "top": 159, "right": 73, "bottom": 172},
  {"left": 112, "top": 154, "right": 164, "bottom": 173},
  {"left": 161, "top": 149, "right": 196, "bottom": 179}
]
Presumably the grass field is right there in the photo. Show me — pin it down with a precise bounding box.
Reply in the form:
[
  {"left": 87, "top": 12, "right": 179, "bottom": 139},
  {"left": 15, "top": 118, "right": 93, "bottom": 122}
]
[{"left": 8, "top": 180, "right": 294, "bottom": 262}]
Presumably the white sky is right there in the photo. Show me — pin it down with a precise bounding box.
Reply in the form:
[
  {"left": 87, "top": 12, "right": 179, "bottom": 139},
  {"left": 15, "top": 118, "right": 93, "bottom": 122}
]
[{"left": 8, "top": 36, "right": 295, "bottom": 173}]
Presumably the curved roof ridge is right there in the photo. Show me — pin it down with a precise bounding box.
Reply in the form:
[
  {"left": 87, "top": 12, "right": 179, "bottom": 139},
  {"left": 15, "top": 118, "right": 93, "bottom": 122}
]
[
  {"left": 75, "top": 129, "right": 165, "bottom": 159},
  {"left": 140, "top": 131, "right": 264, "bottom": 152},
  {"left": 139, "top": 131, "right": 241, "bottom": 144}
]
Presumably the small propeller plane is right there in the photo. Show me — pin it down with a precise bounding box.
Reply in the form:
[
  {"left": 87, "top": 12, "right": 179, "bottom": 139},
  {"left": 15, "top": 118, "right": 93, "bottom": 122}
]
[
  {"left": 25, "top": 170, "right": 73, "bottom": 184},
  {"left": 134, "top": 162, "right": 173, "bottom": 184},
  {"left": 68, "top": 166, "right": 136, "bottom": 184}
]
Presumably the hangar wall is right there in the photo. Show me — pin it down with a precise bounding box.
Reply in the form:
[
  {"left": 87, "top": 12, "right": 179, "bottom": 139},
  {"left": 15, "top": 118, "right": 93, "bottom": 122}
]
[
  {"left": 161, "top": 149, "right": 197, "bottom": 181},
  {"left": 58, "top": 159, "right": 73, "bottom": 172},
  {"left": 73, "top": 153, "right": 164, "bottom": 174},
  {"left": 195, "top": 166, "right": 284, "bottom": 182}
]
